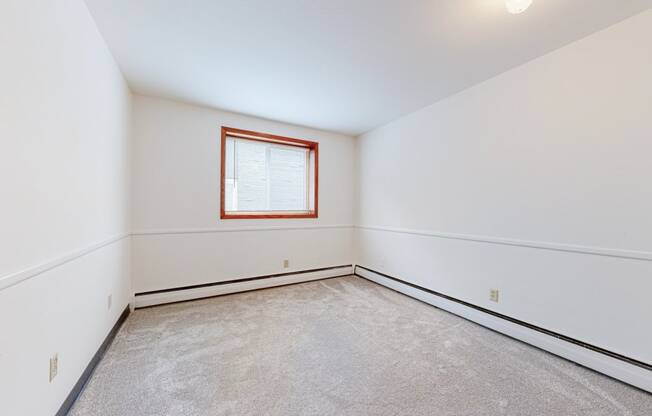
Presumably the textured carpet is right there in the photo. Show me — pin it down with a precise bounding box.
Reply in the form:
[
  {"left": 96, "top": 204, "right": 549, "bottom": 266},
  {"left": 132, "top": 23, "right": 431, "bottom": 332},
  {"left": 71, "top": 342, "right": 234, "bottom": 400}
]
[{"left": 69, "top": 276, "right": 652, "bottom": 416}]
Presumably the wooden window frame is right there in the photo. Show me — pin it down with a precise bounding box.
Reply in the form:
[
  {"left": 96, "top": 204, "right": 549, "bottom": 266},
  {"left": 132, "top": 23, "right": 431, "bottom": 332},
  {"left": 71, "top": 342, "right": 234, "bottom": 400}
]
[{"left": 220, "top": 126, "right": 319, "bottom": 219}]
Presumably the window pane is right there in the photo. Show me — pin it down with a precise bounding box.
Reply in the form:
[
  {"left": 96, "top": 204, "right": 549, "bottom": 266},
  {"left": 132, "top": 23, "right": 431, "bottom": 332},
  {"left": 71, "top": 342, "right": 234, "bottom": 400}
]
[
  {"left": 224, "top": 135, "right": 312, "bottom": 214},
  {"left": 269, "top": 147, "right": 307, "bottom": 211},
  {"left": 235, "top": 139, "right": 267, "bottom": 211},
  {"left": 224, "top": 138, "right": 235, "bottom": 211}
]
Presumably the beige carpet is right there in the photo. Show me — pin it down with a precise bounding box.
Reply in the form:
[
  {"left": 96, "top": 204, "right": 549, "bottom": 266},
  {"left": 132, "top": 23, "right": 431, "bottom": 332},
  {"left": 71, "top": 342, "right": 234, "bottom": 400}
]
[{"left": 69, "top": 276, "right": 652, "bottom": 415}]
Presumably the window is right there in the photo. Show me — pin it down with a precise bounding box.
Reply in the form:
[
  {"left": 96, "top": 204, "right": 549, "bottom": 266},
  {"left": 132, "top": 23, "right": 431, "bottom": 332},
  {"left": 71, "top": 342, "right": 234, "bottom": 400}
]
[{"left": 220, "top": 127, "right": 318, "bottom": 219}]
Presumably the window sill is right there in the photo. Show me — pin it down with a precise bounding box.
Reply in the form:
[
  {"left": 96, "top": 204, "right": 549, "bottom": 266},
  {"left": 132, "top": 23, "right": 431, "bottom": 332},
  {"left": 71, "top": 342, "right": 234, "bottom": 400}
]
[{"left": 221, "top": 211, "right": 318, "bottom": 220}]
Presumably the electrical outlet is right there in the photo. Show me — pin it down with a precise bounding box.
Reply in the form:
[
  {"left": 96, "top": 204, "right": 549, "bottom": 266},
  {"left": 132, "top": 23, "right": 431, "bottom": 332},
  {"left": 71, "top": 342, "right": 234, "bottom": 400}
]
[
  {"left": 108, "top": 294, "right": 112, "bottom": 310},
  {"left": 283, "top": 259, "right": 289, "bottom": 268},
  {"left": 490, "top": 289, "right": 500, "bottom": 303},
  {"left": 49, "top": 354, "right": 58, "bottom": 382}
]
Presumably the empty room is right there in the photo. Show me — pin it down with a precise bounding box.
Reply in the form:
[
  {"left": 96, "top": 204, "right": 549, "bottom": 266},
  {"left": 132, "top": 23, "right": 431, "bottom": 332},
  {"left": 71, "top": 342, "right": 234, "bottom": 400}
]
[{"left": 2, "top": 0, "right": 652, "bottom": 415}]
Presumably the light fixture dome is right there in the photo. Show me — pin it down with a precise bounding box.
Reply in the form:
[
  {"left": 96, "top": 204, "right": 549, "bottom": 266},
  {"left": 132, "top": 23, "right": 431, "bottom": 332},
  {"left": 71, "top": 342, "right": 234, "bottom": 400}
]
[{"left": 505, "top": 0, "right": 533, "bottom": 14}]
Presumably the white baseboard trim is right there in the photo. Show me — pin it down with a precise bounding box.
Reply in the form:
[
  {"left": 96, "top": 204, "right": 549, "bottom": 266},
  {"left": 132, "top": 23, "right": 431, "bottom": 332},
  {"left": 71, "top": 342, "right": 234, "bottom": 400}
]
[
  {"left": 355, "top": 266, "right": 652, "bottom": 393},
  {"left": 134, "top": 265, "right": 354, "bottom": 308}
]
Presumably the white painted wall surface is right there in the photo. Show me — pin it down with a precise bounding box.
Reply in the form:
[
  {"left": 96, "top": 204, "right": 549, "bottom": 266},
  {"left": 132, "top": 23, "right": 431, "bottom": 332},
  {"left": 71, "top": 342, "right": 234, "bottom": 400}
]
[
  {"left": 355, "top": 10, "right": 652, "bottom": 365},
  {"left": 0, "top": 1, "right": 132, "bottom": 414},
  {"left": 131, "top": 95, "right": 355, "bottom": 293}
]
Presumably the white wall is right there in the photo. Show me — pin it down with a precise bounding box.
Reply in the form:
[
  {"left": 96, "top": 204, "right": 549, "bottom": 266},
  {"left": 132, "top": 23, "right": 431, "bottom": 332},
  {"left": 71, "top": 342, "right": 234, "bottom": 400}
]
[
  {"left": 0, "top": 1, "right": 132, "bottom": 414},
  {"left": 2, "top": 2, "right": 649, "bottom": 411},
  {"left": 356, "top": 10, "right": 652, "bottom": 366},
  {"left": 131, "top": 95, "right": 355, "bottom": 293}
]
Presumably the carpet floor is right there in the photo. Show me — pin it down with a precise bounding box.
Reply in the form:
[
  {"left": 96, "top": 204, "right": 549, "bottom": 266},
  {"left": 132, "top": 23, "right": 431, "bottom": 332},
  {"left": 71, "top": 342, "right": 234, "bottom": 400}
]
[{"left": 69, "top": 276, "right": 652, "bottom": 416}]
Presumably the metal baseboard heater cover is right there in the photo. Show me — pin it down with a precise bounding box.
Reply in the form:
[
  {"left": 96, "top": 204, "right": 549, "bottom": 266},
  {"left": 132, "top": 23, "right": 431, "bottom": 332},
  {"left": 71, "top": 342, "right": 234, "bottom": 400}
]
[
  {"left": 354, "top": 265, "right": 651, "bottom": 393},
  {"left": 134, "top": 265, "right": 354, "bottom": 308}
]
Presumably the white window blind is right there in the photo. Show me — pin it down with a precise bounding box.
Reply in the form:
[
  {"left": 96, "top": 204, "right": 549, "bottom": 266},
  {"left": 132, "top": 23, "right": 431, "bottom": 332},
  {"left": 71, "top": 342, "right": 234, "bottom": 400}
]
[{"left": 224, "top": 136, "right": 309, "bottom": 212}]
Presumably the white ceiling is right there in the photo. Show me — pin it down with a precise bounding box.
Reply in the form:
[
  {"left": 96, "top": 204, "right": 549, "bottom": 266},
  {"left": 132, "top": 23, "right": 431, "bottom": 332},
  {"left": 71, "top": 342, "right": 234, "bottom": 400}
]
[{"left": 85, "top": 0, "right": 651, "bottom": 135}]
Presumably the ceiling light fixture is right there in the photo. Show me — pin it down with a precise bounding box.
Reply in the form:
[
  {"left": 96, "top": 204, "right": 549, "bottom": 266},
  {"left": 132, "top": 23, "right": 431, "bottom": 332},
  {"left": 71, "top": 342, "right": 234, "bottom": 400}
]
[{"left": 505, "top": 0, "right": 533, "bottom": 14}]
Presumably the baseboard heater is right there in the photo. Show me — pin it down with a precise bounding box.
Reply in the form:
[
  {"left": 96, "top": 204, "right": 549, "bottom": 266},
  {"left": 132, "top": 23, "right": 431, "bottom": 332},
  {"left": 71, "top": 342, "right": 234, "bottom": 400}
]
[
  {"left": 134, "top": 265, "right": 354, "bottom": 308},
  {"left": 354, "top": 265, "right": 652, "bottom": 393}
]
